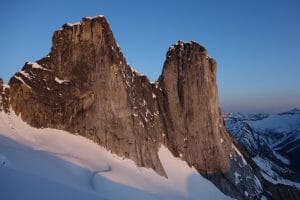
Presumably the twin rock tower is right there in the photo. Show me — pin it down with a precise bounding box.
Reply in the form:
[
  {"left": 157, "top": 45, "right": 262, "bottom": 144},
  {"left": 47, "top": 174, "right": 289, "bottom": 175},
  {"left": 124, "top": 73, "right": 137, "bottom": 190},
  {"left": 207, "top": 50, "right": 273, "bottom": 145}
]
[{"left": 1, "top": 16, "right": 298, "bottom": 200}]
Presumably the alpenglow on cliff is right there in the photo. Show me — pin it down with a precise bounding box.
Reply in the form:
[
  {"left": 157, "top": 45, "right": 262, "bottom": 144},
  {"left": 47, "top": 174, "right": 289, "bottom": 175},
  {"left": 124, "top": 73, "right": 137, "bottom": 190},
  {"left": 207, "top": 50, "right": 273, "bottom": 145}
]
[{"left": 1, "top": 16, "right": 299, "bottom": 200}]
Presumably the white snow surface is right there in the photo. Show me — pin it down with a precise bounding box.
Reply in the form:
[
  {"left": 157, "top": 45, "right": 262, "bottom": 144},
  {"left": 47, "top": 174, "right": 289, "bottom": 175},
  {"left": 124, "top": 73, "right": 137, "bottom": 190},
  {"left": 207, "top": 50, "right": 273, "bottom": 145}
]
[
  {"left": 14, "top": 75, "right": 31, "bottom": 89},
  {"left": 246, "top": 113, "right": 300, "bottom": 133},
  {"left": 55, "top": 77, "right": 70, "bottom": 84},
  {"left": 232, "top": 144, "right": 247, "bottom": 165},
  {"left": 272, "top": 151, "right": 290, "bottom": 165},
  {"left": 84, "top": 15, "right": 105, "bottom": 19},
  {"left": 253, "top": 156, "right": 300, "bottom": 189},
  {"left": 66, "top": 22, "right": 81, "bottom": 26},
  {"left": 28, "top": 62, "right": 51, "bottom": 71},
  {"left": 0, "top": 110, "right": 231, "bottom": 200}
]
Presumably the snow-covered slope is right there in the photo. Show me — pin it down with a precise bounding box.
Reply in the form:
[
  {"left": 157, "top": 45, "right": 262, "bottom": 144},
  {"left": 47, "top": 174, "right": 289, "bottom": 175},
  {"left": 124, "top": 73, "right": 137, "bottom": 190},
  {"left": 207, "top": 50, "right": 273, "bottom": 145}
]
[
  {"left": 224, "top": 109, "right": 300, "bottom": 189},
  {"left": 0, "top": 110, "right": 231, "bottom": 200}
]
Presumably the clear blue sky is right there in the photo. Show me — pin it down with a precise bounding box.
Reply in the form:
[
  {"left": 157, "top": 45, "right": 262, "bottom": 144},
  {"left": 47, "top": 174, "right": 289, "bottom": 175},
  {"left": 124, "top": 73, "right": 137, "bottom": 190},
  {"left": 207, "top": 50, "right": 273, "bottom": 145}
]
[{"left": 1, "top": 0, "right": 299, "bottom": 113}]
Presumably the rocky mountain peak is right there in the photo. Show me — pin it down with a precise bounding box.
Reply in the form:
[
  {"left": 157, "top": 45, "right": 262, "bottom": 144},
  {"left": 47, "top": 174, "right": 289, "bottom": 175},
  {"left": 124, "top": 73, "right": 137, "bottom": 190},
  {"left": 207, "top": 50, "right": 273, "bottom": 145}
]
[
  {"left": 49, "top": 15, "right": 124, "bottom": 80},
  {"left": 3, "top": 15, "right": 299, "bottom": 199},
  {"left": 167, "top": 40, "right": 207, "bottom": 54},
  {"left": 158, "top": 40, "right": 230, "bottom": 174}
]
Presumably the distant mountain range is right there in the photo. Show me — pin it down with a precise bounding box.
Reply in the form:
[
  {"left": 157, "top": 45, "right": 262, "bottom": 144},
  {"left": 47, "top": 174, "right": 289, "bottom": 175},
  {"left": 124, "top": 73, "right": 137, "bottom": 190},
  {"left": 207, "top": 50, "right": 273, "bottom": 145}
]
[{"left": 224, "top": 109, "right": 300, "bottom": 189}]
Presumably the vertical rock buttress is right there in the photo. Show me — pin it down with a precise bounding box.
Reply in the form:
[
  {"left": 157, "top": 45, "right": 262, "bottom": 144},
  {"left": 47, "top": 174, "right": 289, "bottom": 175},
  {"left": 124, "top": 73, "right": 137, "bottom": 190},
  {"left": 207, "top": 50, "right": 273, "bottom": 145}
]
[{"left": 158, "top": 41, "right": 231, "bottom": 174}]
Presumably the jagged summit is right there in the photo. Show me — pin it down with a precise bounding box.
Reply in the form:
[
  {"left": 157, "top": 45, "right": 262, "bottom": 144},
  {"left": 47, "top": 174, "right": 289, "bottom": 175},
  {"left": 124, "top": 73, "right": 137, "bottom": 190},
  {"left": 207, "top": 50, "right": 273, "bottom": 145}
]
[
  {"left": 61, "top": 15, "right": 106, "bottom": 28},
  {"left": 168, "top": 40, "right": 207, "bottom": 53}
]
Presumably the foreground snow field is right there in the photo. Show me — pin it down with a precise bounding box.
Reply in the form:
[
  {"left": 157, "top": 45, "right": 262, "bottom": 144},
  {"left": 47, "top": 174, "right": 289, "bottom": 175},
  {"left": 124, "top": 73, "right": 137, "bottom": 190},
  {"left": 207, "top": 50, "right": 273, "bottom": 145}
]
[{"left": 0, "top": 110, "right": 231, "bottom": 200}]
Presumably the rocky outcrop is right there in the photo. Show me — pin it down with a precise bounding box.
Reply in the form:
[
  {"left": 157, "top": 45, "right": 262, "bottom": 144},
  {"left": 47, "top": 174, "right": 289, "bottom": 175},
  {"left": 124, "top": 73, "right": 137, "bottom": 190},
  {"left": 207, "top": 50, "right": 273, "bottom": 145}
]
[
  {"left": 157, "top": 41, "right": 232, "bottom": 174},
  {"left": 3, "top": 16, "right": 299, "bottom": 199},
  {"left": 0, "top": 78, "right": 9, "bottom": 113},
  {"left": 0, "top": 79, "right": 3, "bottom": 110}
]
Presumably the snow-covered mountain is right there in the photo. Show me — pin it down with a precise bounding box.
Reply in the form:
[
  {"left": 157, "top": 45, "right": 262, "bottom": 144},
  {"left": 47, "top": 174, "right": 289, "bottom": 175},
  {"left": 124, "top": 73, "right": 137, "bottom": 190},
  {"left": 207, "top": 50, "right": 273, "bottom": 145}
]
[
  {"left": 224, "top": 109, "right": 300, "bottom": 189},
  {"left": 0, "top": 109, "right": 232, "bottom": 200}
]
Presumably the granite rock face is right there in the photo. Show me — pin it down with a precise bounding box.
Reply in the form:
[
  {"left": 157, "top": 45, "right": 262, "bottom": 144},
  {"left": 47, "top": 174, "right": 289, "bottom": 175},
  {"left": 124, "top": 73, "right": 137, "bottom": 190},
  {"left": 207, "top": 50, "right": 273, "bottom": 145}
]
[
  {"left": 8, "top": 16, "right": 232, "bottom": 176},
  {"left": 3, "top": 16, "right": 299, "bottom": 199},
  {"left": 9, "top": 16, "right": 166, "bottom": 175},
  {"left": 0, "top": 78, "right": 9, "bottom": 113},
  {"left": 157, "top": 41, "right": 232, "bottom": 174}
]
